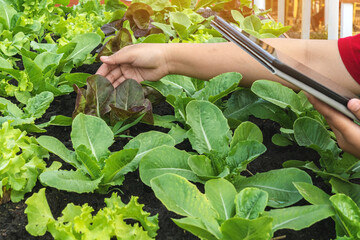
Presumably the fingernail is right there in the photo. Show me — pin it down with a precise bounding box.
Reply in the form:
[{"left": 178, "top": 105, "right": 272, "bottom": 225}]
[
  {"left": 348, "top": 99, "right": 360, "bottom": 112},
  {"left": 100, "top": 56, "right": 109, "bottom": 60}
]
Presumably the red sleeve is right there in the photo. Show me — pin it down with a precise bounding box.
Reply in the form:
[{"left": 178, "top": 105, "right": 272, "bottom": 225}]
[{"left": 338, "top": 34, "right": 360, "bottom": 85}]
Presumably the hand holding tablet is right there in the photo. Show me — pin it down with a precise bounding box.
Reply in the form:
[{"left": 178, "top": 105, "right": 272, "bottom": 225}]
[{"left": 211, "top": 16, "right": 359, "bottom": 121}]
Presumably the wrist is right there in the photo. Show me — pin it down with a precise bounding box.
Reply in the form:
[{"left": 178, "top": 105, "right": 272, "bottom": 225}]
[{"left": 163, "top": 43, "right": 178, "bottom": 75}]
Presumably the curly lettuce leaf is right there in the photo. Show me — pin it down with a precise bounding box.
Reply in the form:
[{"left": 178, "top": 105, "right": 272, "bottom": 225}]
[
  {"left": 25, "top": 189, "right": 159, "bottom": 239},
  {"left": 0, "top": 121, "right": 48, "bottom": 202}
]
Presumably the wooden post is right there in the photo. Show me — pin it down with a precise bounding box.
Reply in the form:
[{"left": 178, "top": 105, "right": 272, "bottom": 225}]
[
  {"left": 301, "top": 0, "right": 311, "bottom": 39},
  {"left": 254, "top": 0, "right": 266, "bottom": 10},
  {"left": 340, "top": 2, "right": 354, "bottom": 37},
  {"left": 277, "top": 0, "right": 286, "bottom": 24},
  {"left": 327, "top": 0, "right": 339, "bottom": 39},
  {"left": 324, "top": 0, "right": 329, "bottom": 26}
]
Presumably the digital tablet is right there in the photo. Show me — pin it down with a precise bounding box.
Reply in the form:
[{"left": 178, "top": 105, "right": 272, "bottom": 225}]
[{"left": 211, "top": 15, "right": 359, "bottom": 121}]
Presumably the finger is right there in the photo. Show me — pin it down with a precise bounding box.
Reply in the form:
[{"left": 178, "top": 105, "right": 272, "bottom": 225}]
[
  {"left": 96, "top": 63, "right": 117, "bottom": 76},
  {"left": 327, "top": 123, "right": 344, "bottom": 142},
  {"left": 100, "top": 46, "right": 135, "bottom": 65},
  {"left": 113, "top": 75, "right": 127, "bottom": 88},
  {"left": 308, "top": 96, "right": 356, "bottom": 132},
  {"left": 104, "top": 67, "right": 123, "bottom": 84},
  {"left": 347, "top": 98, "right": 360, "bottom": 119}
]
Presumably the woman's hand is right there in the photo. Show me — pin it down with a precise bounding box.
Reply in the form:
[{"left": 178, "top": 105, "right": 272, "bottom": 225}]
[
  {"left": 96, "top": 43, "right": 170, "bottom": 88},
  {"left": 307, "top": 95, "right": 360, "bottom": 158}
]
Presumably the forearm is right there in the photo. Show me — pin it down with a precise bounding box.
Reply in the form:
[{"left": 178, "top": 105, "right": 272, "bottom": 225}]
[
  {"left": 165, "top": 42, "right": 280, "bottom": 87},
  {"left": 164, "top": 39, "right": 360, "bottom": 94}
]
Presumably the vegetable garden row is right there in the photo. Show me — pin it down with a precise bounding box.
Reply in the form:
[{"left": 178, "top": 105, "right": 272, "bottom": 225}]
[{"left": 1, "top": 0, "right": 359, "bottom": 239}]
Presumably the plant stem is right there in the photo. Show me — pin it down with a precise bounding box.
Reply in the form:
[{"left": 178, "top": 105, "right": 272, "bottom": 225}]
[{"left": 272, "top": 235, "right": 286, "bottom": 240}]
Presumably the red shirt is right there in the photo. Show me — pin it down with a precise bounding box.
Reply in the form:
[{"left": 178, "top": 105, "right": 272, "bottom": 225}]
[{"left": 338, "top": 34, "right": 360, "bottom": 85}]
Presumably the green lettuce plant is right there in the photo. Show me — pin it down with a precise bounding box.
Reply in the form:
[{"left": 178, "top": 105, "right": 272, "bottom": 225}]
[
  {"left": 0, "top": 91, "right": 72, "bottom": 133},
  {"left": 294, "top": 182, "right": 360, "bottom": 239},
  {"left": 49, "top": 0, "right": 120, "bottom": 46},
  {"left": 0, "top": 120, "right": 48, "bottom": 202},
  {"left": 25, "top": 188, "right": 159, "bottom": 239},
  {"left": 288, "top": 117, "right": 360, "bottom": 178},
  {"left": 149, "top": 174, "right": 333, "bottom": 239},
  {"left": 0, "top": 32, "right": 99, "bottom": 97},
  {"left": 143, "top": 72, "right": 242, "bottom": 142},
  {"left": 224, "top": 79, "right": 324, "bottom": 141},
  {"left": 139, "top": 100, "right": 266, "bottom": 182},
  {"left": 97, "top": 0, "right": 291, "bottom": 59},
  {"left": 37, "top": 113, "right": 139, "bottom": 194},
  {"left": 138, "top": 100, "right": 313, "bottom": 208},
  {"left": 231, "top": 10, "right": 291, "bottom": 38}
]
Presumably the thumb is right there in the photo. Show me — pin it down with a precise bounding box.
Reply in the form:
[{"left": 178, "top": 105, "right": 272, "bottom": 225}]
[
  {"left": 348, "top": 98, "right": 360, "bottom": 119},
  {"left": 100, "top": 55, "right": 116, "bottom": 64},
  {"left": 99, "top": 46, "right": 135, "bottom": 65}
]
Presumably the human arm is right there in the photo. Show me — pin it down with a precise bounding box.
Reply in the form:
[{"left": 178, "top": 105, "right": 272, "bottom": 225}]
[{"left": 96, "top": 39, "right": 360, "bottom": 94}]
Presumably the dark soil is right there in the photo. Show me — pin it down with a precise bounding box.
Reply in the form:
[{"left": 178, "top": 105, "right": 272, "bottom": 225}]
[{"left": 0, "top": 64, "right": 336, "bottom": 240}]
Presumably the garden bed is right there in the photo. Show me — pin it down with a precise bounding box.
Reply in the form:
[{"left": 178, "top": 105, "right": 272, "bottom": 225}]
[
  {"left": 0, "top": 64, "right": 335, "bottom": 240},
  {"left": 1, "top": 0, "right": 359, "bottom": 239}
]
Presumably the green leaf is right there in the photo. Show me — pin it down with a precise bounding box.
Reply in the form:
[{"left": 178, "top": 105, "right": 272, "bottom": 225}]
[
  {"left": 242, "top": 15, "right": 262, "bottom": 32},
  {"left": 39, "top": 115, "right": 72, "bottom": 128},
  {"left": 170, "top": 12, "right": 191, "bottom": 38},
  {"left": 268, "top": 204, "right": 334, "bottom": 232},
  {"left": 53, "top": 0, "right": 70, "bottom": 6},
  {"left": 330, "top": 178, "right": 360, "bottom": 207},
  {"left": 251, "top": 80, "right": 303, "bottom": 115},
  {"left": 293, "top": 182, "right": 331, "bottom": 206},
  {"left": 294, "top": 117, "right": 341, "bottom": 162},
  {"left": 63, "top": 72, "right": 92, "bottom": 88},
  {"left": 124, "top": 131, "right": 175, "bottom": 174},
  {"left": 139, "top": 145, "right": 200, "bottom": 186},
  {"left": 34, "top": 52, "right": 63, "bottom": 71},
  {"left": 226, "top": 140, "right": 266, "bottom": 171},
  {"left": 150, "top": 173, "right": 218, "bottom": 219},
  {"left": 186, "top": 100, "right": 230, "bottom": 155},
  {"left": 0, "top": 56, "right": 12, "bottom": 69},
  {"left": 172, "top": 0, "right": 191, "bottom": 10},
  {"left": 0, "top": 97, "right": 23, "bottom": 117},
  {"left": 223, "top": 89, "right": 293, "bottom": 127},
  {"left": 205, "top": 178, "right": 237, "bottom": 220},
  {"left": 173, "top": 218, "right": 218, "bottom": 240},
  {"left": 75, "top": 145, "right": 102, "bottom": 179},
  {"left": 223, "top": 89, "right": 259, "bottom": 123},
  {"left": 151, "top": 22, "right": 177, "bottom": 38},
  {"left": 141, "top": 33, "right": 167, "bottom": 43},
  {"left": 37, "top": 135, "right": 77, "bottom": 167},
  {"left": 188, "top": 155, "right": 216, "bottom": 178},
  {"left": 236, "top": 187, "right": 268, "bottom": 219},
  {"left": 71, "top": 113, "right": 114, "bottom": 161},
  {"left": 25, "top": 188, "right": 54, "bottom": 236},
  {"left": 330, "top": 194, "right": 360, "bottom": 238},
  {"left": 66, "top": 33, "right": 102, "bottom": 65},
  {"left": 220, "top": 217, "right": 273, "bottom": 240},
  {"left": 233, "top": 168, "right": 312, "bottom": 208},
  {"left": 0, "top": 1, "right": 17, "bottom": 30},
  {"left": 39, "top": 170, "right": 102, "bottom": 193},
  {"left": 22, "top": 56, "right": 43, "bottom": 91},
  {"left": 231, "top": 121, "right": 263, "bottom": 147},
  {"left": 102, "top": 148, "right": 138, "bottom": 183},
  {"left": 193, "top": 72, "right": 242, "bottom": 103},
  {"left": 167, "top": 124, "right": 187, "bottom": 144},
  {"left": 24, "top": 91, "right": 54, "bottom": 118},
  {"left": 272, "top": 133, "right": 293, "bottom": 147}
]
